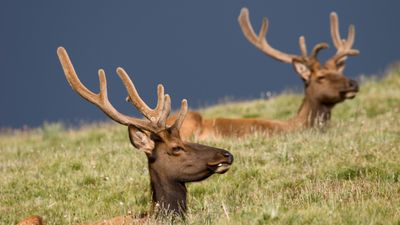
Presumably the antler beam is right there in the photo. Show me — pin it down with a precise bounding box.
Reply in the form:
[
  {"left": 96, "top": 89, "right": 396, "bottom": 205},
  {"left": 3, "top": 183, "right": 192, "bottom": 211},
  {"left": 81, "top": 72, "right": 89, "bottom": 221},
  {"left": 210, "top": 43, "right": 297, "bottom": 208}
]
[
  {"left": 238, "top": 8, "right": 332, "bottom": 65},
  {"left": 57, "top": 47, "right": 187, "bottom": 133}
]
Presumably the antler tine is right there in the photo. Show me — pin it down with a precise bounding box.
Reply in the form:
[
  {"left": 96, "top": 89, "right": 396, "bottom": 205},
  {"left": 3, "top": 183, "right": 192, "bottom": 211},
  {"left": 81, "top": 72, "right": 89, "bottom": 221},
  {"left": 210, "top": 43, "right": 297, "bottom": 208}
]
[
  {"left": 116, "top": 68, "right": 166, "bottom": 124},
  {"left": 345, "top": 24, "right": 355, "bottom": 49},
  {"left": 238, "top": 8, "right": 262, "bottom": 47},
  {"left": 158, "top": 94, "right": 171, "bottom": 128},
  {"left": 116, "top": 68, "right": 179, "bottom": 131},
  {"left": 57, "top": 47, "right": 152, "bottom": 130},
  {"left": 330, "top": 49, "right": 360, "bottom": 64},
  {"left": 238, "top": 7, "right": 297, "bottom": 63},
  {"left": 116, "top": 67, "right": 188, "bottom": 131},
  {"left": 330, "top": 12, "right": 342, "bottom": 49},
  {"left": 299, "top": 36, "right": 308, "bottom": 58},
  {"left": 329, "top": 12, "right": 359, "bottom": 65},
  {"left": 154, "top": 84, "right": 166, "bottom": 115},
  {"left": 58, "top": 47, "right": 97, "bottom": 102},
  {"left": 310, "top": 42, "right": 329, "bottom": 59},
  {"left": 171, "top": 99, "right": 188, "bottom": 131}
]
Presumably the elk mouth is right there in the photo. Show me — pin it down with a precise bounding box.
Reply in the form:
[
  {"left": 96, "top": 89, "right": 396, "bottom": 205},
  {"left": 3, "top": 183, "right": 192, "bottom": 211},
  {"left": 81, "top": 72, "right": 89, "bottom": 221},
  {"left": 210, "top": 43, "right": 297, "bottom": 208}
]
[
  {"left": 343, "top": 80, "right": 359, "bottom": 99},
  {"left": 341, "top": 87, "right": 359, "bottom": 99},
  {"left": 345, "top": 91, "right": 357, "bottom": 99},
  {"left": 207, "top": 162, "right": 232, "bottom": 174}
]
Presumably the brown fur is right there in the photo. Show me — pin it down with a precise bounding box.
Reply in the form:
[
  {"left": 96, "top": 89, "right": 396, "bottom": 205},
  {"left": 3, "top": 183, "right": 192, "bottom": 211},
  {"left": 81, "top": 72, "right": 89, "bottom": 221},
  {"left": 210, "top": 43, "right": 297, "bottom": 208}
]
[
  {"left": 169, "top": 112, "right": 288, "bottom": 139},
  {"left": 18, "top": 215, "right": 145, "bottom": 225},
  {"left": 80, "top": 215, "right": 145, "bottom": 225},
  {"left": 18, "top": 47, "right": 234, "bottom": 225},
  {"left": 17, "top": 216, "right": 44, "bottom": 225},
  {"left": 174, "top": 67, "right": 359, "bottom": 140},
  {"left": 172, "top": 9, "right": 360, "bottom": 140}
]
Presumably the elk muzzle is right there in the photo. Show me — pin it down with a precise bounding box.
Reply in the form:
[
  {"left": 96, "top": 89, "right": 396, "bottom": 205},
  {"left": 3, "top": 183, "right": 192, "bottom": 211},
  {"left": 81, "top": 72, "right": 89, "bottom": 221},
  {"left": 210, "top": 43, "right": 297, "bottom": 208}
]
[
  {"left": 207, "top": 150, "right": 234, "bottom": 174},
  {"left": 344, "top": 79, "right": 359, "bottom": 99}
]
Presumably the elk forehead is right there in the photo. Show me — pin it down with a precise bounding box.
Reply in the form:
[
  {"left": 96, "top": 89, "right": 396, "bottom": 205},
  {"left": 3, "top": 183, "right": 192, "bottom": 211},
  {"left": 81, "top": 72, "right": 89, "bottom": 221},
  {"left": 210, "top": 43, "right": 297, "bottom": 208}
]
[
  {"left": 155, "top": 129, "right": 184, "bottom": 147},
  {"left": 314, "top": 67, "right": 342, "bottom": 77}
]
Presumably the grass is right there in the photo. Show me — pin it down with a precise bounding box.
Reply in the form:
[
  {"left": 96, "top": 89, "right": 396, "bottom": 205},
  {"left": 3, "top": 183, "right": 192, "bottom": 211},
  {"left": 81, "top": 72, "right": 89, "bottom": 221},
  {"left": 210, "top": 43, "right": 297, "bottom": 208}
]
[{"left": 1, "top": 67, "right": 400, "bottom": 224}]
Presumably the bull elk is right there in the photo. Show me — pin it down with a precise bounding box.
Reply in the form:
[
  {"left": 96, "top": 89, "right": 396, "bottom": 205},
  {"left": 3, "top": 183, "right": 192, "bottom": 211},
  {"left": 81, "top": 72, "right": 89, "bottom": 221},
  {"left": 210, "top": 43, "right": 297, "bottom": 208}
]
[
  {"left": 175, "top": 8, "right": 360, "bottom": 140},
  {"left": 17, "top": 47, "right": 233, "bottom": 225}
]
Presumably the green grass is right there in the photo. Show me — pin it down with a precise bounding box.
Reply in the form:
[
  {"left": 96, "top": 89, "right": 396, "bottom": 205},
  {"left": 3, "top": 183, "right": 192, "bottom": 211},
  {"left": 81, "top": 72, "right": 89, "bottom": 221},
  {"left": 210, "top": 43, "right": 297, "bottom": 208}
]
[{"left": 1, "top": 67, "right": 400, "bottom": 225}]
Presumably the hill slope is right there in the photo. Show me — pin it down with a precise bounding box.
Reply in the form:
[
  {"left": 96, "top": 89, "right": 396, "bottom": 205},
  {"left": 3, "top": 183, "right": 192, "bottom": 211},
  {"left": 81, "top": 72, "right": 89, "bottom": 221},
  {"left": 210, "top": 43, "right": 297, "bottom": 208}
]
[{"left": 1, "top": 68, "right": 400, "bottom": 224}]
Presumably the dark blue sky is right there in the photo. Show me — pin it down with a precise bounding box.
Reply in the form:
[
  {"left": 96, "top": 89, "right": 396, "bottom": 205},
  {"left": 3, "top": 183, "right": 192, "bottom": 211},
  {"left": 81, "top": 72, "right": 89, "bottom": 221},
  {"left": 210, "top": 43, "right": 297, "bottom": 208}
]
[{"left": 1, "top": 1, "right": 399, "bottom": 128}]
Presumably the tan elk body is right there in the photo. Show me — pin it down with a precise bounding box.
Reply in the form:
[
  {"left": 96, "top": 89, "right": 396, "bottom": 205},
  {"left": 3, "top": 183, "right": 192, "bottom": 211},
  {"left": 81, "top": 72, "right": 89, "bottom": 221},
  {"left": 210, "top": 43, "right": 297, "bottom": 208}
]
[
  {"left": 174, "top": 8, "right": 360, "bottom": 140},
  {"left": 17, "top": 47, "right": 233, "bottom": 225}
]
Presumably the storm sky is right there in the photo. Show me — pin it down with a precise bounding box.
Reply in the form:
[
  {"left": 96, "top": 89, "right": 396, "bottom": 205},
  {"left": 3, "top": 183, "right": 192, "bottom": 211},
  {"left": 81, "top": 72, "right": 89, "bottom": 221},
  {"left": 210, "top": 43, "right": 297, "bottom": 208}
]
[{"left": 1, "top": 1, "right": 399, "bottom": 128}]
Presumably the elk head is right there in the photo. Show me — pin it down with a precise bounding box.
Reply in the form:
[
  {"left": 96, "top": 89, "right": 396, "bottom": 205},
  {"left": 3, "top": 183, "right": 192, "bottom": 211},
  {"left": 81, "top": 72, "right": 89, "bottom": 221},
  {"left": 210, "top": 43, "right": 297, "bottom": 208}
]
[
  {"left": 238, "top": 8, "right": 360, "bottom": 106},
  {"left": 57, "top": 47, "right": 233, "bottom": 217}
]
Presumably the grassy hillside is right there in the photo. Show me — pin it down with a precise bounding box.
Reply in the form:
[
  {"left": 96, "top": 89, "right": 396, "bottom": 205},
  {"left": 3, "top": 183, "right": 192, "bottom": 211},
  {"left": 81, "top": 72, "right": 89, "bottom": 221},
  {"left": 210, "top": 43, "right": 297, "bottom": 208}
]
[{"left": 1, "top": 67, "right": 400, "bottom": 225}]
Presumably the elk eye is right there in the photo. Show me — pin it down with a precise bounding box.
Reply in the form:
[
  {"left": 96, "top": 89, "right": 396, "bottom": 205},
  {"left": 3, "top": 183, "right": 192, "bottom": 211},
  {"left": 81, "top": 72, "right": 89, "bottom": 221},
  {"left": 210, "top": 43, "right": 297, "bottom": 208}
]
[
  {"left": 172, "top": 146, "right": 184, "bottom": 155},
  {"left": 317, "top": 75, "right": 326, "bottom": 81}
]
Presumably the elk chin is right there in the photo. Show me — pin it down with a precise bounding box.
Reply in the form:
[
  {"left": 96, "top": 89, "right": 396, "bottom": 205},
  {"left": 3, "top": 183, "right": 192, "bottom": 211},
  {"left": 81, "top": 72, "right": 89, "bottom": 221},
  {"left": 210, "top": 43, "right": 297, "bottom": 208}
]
[
  {"left": 177, "top": 166, "right": 215, "bottom": 182},
  {"left": 345, "top": 91, "right": 357, "bottom": 99},
  {"left": 207, "top": 162, "right": 231, "bottom": 174},
  {"left": 215, "top": 163, "right": 231, "bottom": 174}
]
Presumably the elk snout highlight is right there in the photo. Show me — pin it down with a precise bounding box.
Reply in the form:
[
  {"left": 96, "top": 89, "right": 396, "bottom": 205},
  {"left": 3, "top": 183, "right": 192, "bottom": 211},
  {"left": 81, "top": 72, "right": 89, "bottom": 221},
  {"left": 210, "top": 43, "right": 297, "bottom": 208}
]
[
  {"left": 222, "top": 150, "right": 234, "bottom": 164},
  {"left": 344, "top": 79, "right": 359, "bottom": 99},
  {"left": 349, "top": 79, "right": 359, "bottom": 91}
]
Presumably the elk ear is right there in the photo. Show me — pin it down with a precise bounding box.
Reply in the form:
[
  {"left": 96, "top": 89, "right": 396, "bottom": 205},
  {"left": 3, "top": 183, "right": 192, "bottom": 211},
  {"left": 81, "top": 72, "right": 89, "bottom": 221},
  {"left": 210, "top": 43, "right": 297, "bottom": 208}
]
[
  {"left": 293, "top": 59, "right": 311, "bottom": 81},
  {"left": 128, "top": 126, "right": 155, "bottom": 155}
]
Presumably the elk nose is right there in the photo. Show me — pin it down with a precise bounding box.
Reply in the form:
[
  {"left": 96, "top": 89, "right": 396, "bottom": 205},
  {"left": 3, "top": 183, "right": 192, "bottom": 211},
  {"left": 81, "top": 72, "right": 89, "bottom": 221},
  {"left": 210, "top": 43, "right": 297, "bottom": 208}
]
[
  {"left": 222, "top": 151, "right": 234, "bottom": 164},
  {"left": 349, "top": 79, "right": 359, "bottom": 91}
]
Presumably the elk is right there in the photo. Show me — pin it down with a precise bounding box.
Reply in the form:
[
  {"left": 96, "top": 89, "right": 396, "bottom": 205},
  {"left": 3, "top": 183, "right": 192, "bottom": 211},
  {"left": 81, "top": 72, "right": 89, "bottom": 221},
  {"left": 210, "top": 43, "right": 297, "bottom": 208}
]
[
  {"left": 17, "top": 47, "right": 233, "bottom": 225},
  {"left": 174, "top": 8, "right": 360, "bottom": 140}
]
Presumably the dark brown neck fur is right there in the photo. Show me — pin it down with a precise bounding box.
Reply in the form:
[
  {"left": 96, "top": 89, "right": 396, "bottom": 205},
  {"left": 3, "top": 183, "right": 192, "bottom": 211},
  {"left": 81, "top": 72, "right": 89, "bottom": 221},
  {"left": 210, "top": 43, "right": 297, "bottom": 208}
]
[
  {"left": 148, "top": 164, "right": 187, "bottom": 217},
  {"left": 293, "top": 95, "right": 333, "bottom": 128}
]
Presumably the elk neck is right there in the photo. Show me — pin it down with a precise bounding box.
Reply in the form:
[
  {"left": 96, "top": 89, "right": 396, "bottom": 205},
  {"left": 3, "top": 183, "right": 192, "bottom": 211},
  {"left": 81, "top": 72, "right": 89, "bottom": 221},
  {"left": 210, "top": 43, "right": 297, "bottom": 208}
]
[
  {"left": 148, "top": 163, "right": 187, "bottom": 217},
  {"left": 292, "top": 94, "right": 333, "bottom": 128}
]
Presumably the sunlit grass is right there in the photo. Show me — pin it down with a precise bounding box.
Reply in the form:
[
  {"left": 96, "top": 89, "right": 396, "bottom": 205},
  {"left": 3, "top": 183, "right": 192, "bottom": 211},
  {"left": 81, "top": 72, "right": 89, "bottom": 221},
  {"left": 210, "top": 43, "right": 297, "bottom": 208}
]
[{"left": 1, "top": 68, "right": 400, "bottom": 224}]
